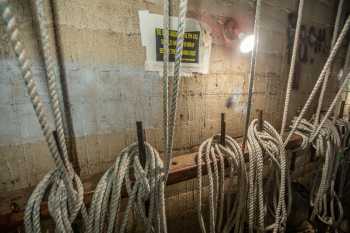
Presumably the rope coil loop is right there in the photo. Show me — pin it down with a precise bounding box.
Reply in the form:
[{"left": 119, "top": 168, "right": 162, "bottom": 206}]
[
  {"left": 197, "top": 135, "right": 247, "bottom": 233},
  {"left": 247, "top": 119, "right": 288, "bottom": 233},
  {"left": 292, "top": 117, "right": 343, "bottom": 228},
  {"left": 88, "top": 142, "right": 167, "bottom": 233},
  {"left": 0, "top": 2, "right": 88, "bottom": 232}
]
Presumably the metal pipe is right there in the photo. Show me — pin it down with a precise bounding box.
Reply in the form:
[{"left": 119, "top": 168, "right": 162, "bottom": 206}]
[{"left": 242, "top": 0, "right": 262, "bottom": 148}]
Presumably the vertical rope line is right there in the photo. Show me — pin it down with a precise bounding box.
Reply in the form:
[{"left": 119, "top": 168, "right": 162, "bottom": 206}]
[
  {"left": 162, "top": 0, "right": 170, "bottom": 180},
  {"left": 283, "top": 16, "right": 350, "bottom": 147},
  {"left": 314, "top": 0, "right": 344, "bottom": 125},
  {"left": 280, "top": 0, "right": 304, "bottom": 137},
  {"left": 0, "top": 1, "right": 68, "bottom": 180},
  {"left": 242, "top": 0, "right": 262, "bottom": 147},
  {"left": 33, "top": 0, "right": 73, "bottom": 175},
  {"left": 164, "top": 0, "right": 188, "bottom": 181}
]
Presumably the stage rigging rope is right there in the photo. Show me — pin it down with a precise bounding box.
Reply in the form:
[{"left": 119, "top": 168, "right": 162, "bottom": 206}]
[
  {"left": 197, "top": 135, "right": 247, "bottom": 233},
  {"left": 246, "top": 119, "right": 288, "bottom": 233},
  {"left": 164, "top": 0, "right": 188, "bottom": 181},
  {"left": 0, "top": 2, "right": 88, "bottom": 232},
  {"left": 87, "top": 143, "right": 167, "bottom": 233},
  {"left": 280, "top": 0, "right": 304, "bottom": 137}
]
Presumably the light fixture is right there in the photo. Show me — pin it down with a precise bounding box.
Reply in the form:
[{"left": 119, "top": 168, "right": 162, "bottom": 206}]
[{"left": 239, "top": 34, "right": 255, "bottom": 54}]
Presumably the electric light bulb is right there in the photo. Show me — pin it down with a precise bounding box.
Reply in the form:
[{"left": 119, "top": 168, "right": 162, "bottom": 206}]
[{"left": 239, "top": 34, "right": 255, "bottom": 53}]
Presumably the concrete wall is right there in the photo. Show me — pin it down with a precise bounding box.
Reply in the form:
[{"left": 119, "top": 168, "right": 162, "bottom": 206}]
[{"left": 0, "top": 0, "right": 345, "bottom": 202}]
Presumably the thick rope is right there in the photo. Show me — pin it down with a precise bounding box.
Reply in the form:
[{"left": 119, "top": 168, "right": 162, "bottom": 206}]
[
  {"left": 314, "top": 0, "right": 344, "bottom": 126},
  {"left": 0, "top": 2, "right": 88, "bottom": 232},
  {"left": 88, "top": 143, "right": 167, "bottom": 233},
  {"left": 284, "top": 16, "right": 350, "bottom": 147},
  {"left": 247, "top": 119, "right": 288, "bottom": 233},
  {"left": 164, "top": 0, "right": 188, "bottom": 180},
  {"left": 280, "top": 0, "right": 304, "bottom": 137},
  {"left": 33, "top": 0, "right": 72, "bottom": 175},
  {"left": 162, "top": 0, "right": 170, "bottom": 182},
  {"left": 291, "top": 116, "right": 344, "bottom": 229},
  {"left": 242, "top": 0, "right": 262, "bottom": 147},
  {"left": 0, "top": 2, "right": 68, "bottom": 189},
  {"left": 197, "top": 135, "right": 247, "bottom": 233}
]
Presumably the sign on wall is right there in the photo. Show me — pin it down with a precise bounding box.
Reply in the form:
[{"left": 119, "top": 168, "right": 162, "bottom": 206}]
[
  {"left": 155, "top": 28, "right": 200, "bottom": 63},
  {"left": 138, "top": 10, "right": 212, "bottom": 74}
]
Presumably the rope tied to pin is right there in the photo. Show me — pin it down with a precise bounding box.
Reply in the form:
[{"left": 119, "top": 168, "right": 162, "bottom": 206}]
[
  {"left": 0, "top": 2, "right": 88, "bottom": 232},
  {"left": 247, "top": 119, "right": 288, "bottom": 233},
  {"left": 88, "top": 142, "right": 167, "bottom": 233},
  {"left": 292, "top": 117, "right": 343, "bottom": 228},
  {"left": 197, "top": 135, "right": 247, "bottom": 233}
]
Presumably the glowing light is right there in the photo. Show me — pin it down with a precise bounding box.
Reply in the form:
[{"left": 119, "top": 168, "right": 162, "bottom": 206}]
[{"left": 239, "top": 34, "right": 255, "bottom": 53}]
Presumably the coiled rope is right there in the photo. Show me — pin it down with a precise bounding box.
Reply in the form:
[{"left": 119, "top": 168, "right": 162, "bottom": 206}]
[
  {"left": 164, "top": 0, "right": 188, "bottom": 181},
  {"left": 197, "top": 135, "right": 247, "bottom": 233},
  {"left": 293, "top": 117, "right": 343, "bottom": 228},
  {"left": 246, "top": 119, "right": 288, "bottom": 233},
  {"left": 0, "top": 2, "right": 88, "bottom": 233},
  {"left": 290, "top": 71, "right": 350, "bottom": 229},
  {"left": 88, "top": 143, "right": 167, "bottom": 233},
  {"left": 280, "top": 0, "right": 304, "bottom": 137}
]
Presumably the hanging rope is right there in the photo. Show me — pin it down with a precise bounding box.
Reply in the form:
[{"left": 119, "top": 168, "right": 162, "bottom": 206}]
[
  {"left": 290, "top": 116, "right": 346, "bottom": 229},
  {"left": 164, "top": 0, "right": 188, "bottom": 180},
  {"left": 335, "top": 118, "right": 350, "bottom": 198},
  {"left": 162, "top": 0, "right": 170, "bottom": 182},
  {"left": 280, "top": 0, "right": 304, "bottom": 137},
  {"left": 289, "top": 72, "right": 350, "bottom": 229},
  {"left": 295, "top": 118, "right": 343, "bottom": 228},
  {"left": 32, "top": 0, "right": 71, "bottom": 174},
  {"left": 246, "top": 119, "right": 288, "bottom": 233},
  {"left": 196, "top": 135, "right": 247, "bottom": 233},
  {"left": 0, "top": 2, "right": 88, "bottom": 233},
  {"left": 87, "top": 143, "right": 167, "bottom": 233},
  {"left": 242, "top": 0, "right": 262, "bottom": 147},
  {"left": 314, "top": 0, "right": 344, "bottom": 126},
  {"left": 283, "top": 16, "right": 350, "bottom": 147}
]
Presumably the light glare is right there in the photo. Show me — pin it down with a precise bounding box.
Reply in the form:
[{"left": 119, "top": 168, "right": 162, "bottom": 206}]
[{"left": 240, "top": 34, "right": 255, "bottom": 53}]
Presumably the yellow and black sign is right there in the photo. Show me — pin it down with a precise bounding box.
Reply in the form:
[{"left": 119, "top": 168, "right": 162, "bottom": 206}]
[{"left": 155, "top": 28, "right": 200, "bottom": 63}]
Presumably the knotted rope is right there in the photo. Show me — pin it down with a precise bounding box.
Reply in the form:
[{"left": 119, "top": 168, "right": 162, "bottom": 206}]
[
  {"left": 0, "top": 2, "right": 88, "bottom": 232},
  {"left": 88, "top": 143, "right": 167, "bottom": 233}
]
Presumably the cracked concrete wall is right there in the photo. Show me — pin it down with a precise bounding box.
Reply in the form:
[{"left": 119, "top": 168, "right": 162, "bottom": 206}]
[{"left": 0, "top": 0, "right": 345, "bottom": 201}]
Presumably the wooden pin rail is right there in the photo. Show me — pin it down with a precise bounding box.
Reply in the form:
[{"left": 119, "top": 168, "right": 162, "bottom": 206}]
[{"left": 0, "top": 134, "right": 303, "bottom": 231}]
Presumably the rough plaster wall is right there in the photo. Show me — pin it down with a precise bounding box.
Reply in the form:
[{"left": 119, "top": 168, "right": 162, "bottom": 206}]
[{"left": 0, "top": 0, "right": 343, "bottom": 199}]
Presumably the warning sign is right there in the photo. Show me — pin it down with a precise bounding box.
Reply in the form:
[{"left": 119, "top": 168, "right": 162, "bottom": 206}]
[{"left": 155, "top": 28, "right": 200, "bottom": 63}]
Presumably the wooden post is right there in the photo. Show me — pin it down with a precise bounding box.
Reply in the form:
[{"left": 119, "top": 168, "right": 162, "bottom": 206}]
[
  {"left": 291, "top": 152, "right": 297, "bottom": 172},
  {"left": 136, "top": 121, "right": 146, "bottom": 167},
  {"left": 257, "top": 110, "right": 263, "bottom": 132},
  {"left": 220, "top": 113, "right": 226, "bottom": 146},
  {"left": 339, "top": 100, "right": 345, "bottom": 118}
]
